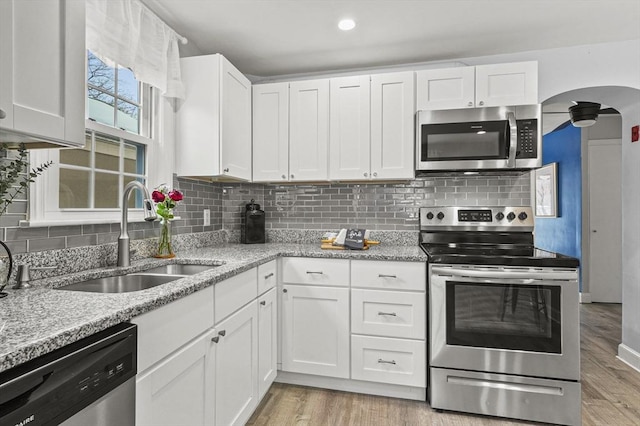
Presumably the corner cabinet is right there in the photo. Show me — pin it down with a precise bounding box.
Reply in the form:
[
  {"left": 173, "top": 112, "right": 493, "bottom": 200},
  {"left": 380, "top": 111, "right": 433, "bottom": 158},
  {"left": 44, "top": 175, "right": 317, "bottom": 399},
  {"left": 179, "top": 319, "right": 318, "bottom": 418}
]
[
  {"left": 177, "top": 54, "right": 252, "bottom": 181},
  {"left": 329, "top": 72, "right": 415, "bottom": 181},
  {"left": 252, "top": 80, "right": 330, "bottom": 183},
  {"left": 416, "top": 61, "right": 538, "bottom": 110},
  {"left": 0, "top": 0, "right": 85, "bottom": 146}
]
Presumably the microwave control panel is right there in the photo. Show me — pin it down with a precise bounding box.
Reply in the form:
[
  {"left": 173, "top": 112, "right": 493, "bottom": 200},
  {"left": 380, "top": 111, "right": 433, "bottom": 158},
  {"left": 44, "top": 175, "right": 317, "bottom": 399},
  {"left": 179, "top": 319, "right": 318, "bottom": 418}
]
[{"left": 516, "top": 119, "right": 538, "bottom": 158}]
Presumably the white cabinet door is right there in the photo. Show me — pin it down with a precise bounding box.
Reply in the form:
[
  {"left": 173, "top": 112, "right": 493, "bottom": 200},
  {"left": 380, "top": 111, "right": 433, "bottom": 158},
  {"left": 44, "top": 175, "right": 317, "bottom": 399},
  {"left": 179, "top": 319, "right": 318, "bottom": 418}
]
[
  {"left": 214, "top": 300, "right": 259, "bottom": 426},
  {"left": 221, "top": 57, "right": 252, "bottom": 180},
  {"left": 252, "top": 83, "right": 290, "bottom": 182},
  {"left": 281, "top": 284, "right": 350, "bottom": 378},
  {"left": 289, "top": 79, "right": 329, "bottom": 181},
  {"left": 370, "top": 72, "right": 415, "bottom": 180},
  {"left": 0, "top": 0, "right": 85, "bottom": 146},
  {"left": 136, "top": 331, "right": 213, "bottom": 426},
  {"left": 475, "top": 61, "right": 538, "bottom": 107},
  {"left": 258, "top": 287, "right": 277, "bottom": 399},
  {"left": 329, "top": 76, "right": 371, "bottom": 180},
  {"left": 176, "top": 54, "right": 251, "bottom": 181},
  {"left": 416, "top": 67, "right": 475, "bottom": 110}
]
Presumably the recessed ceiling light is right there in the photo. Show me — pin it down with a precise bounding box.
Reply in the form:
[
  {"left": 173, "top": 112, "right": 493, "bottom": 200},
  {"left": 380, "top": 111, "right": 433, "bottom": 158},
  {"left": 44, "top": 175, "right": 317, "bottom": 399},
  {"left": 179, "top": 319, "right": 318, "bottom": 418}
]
[{"left": 338, "top": 19, "right": 356, "bottom": 31}]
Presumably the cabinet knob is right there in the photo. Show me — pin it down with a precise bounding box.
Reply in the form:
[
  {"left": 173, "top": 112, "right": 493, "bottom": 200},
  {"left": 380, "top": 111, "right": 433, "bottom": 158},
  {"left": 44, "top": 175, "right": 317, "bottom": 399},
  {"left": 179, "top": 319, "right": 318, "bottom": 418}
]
[
  {"left": 283, "top": 288, "right": 288, "bottom": 293},
  {"left": 282, "top": 174, "right": 286, "bottom": 179},
  {"left": 290, "top": 174, "right": 294, "bottom": 179},
  {"left": 260, "top": 300, "right": 266, "bottom": 306},
  {"left": 467, "top": 101, "right": 473, "bottom": 107},
  {"left": 373, "top": 172, "right": 378, "bottom": 177},
  {"left": 211, "top": 336, "right": 220, "bottom": 343},
  {"left": 0, "top": 109, "right": 5, "bottom": 119},
  {"left": 223, "top": 168, "right": 229, "bottom": 173},
  {"left": 364, "top": 172, "right": 368, "bottom": 177},
  {"left": 218, "top": 330, "right": 226, "bottom": 337},
  {"left": 478, "top": 101, "right": 484, "bottom": 106}
]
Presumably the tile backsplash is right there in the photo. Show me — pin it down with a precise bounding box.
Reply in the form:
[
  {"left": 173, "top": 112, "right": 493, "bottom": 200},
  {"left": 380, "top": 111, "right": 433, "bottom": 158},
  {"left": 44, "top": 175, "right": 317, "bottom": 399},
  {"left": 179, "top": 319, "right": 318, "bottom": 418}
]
[{"left": 0, "top": 173, "right": 530, "bottom": 254}]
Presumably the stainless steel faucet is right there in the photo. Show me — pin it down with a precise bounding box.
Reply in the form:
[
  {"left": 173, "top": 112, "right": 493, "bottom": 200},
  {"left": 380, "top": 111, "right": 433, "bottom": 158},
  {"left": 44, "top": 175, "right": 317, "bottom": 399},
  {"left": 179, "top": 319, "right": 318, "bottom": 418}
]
[{"left": 117, "top": 181, "right": 157, "bottom": 267}]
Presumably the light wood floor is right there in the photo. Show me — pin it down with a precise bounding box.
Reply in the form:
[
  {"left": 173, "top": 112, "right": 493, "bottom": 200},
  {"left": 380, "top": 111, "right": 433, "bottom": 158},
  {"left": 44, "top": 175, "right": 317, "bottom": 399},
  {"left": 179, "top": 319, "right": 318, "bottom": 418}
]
[{"left": 247, "top": 303, "right": 640, "bottom": 425}]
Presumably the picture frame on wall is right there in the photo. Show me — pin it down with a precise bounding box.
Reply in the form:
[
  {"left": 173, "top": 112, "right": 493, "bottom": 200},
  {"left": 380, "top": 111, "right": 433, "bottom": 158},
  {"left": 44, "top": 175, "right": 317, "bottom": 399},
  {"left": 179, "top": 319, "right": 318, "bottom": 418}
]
[{"left": 535, "top": 162, "right": 558, "bottom": 217}]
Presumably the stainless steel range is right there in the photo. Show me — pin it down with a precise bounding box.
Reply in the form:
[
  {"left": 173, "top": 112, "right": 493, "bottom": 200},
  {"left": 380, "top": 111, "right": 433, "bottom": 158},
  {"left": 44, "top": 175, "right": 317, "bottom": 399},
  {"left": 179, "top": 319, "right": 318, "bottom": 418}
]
[{"left": 419, "top": 206, "right": 581, "bottom": 426}]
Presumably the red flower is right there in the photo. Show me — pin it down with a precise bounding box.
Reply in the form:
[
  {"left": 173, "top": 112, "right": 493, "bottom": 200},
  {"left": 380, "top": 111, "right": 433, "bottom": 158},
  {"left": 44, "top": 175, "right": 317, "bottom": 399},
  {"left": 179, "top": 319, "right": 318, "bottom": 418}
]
[
  {"left": 168, "top": 190, "right": 183, "bottom": 202},
  {"left": 152, "top": 190, "right": 165, "bottom": 203}
]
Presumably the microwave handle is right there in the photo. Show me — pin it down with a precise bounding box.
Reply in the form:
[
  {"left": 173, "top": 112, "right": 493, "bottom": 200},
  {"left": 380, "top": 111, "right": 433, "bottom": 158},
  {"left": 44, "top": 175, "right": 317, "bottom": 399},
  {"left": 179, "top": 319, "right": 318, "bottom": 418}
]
[{"left": 507, "top": 112, "right": 518, "bottom": 167}]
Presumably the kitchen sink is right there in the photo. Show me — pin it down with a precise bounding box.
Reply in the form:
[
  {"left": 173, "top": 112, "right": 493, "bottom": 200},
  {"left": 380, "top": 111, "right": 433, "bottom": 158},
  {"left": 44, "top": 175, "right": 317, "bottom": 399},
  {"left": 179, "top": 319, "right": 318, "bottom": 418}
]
[
  {"left": 138, "top": 263, "right": 221, "bottom": 276},
  {"left": 56, "top": 274, "right": 179, "bottom": 293}
]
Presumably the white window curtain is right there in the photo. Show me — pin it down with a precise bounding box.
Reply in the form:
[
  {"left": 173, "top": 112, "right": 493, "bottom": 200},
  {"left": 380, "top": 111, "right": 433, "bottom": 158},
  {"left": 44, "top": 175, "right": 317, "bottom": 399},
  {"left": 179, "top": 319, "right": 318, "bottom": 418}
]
[{"left": 86, "top": 0, "right": 185, "bottom": 99}]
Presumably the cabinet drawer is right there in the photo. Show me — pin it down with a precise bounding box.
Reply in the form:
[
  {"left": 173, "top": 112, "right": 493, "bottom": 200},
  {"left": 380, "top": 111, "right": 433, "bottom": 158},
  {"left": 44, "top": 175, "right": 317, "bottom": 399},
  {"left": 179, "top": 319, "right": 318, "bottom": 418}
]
[
  {"left": 281, "top": 257, "right": 349, "bottom": 287},
  {"left": 257, "top": 260, "right": 277, "bottom": 295},
  {"left": 352, "top": 289, "right": 426, "bottom": 339},
  {"left": 133, "top": 286, "right": 214, "bottom": 373},
  {"left": 351, "top": 260, "right": 425, "bottom": 291},
  {"left": 351, "top": 335, "right": 426, "bottom": 387},
  {"left": 215, "top": 267, "right": 258, "bottom": 324}
]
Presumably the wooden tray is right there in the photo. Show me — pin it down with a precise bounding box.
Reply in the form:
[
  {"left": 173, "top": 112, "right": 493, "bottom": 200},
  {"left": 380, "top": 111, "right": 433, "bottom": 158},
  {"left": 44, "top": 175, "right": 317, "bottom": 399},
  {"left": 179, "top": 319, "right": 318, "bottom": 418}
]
[{"left": 320, "top": 239, "right": 379, "bottom": 250}]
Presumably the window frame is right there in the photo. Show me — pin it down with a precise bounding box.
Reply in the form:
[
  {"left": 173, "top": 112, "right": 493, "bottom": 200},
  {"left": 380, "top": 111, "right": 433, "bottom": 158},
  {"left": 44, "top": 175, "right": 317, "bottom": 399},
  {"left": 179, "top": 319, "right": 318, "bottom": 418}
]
[{"left": 27, "top": 54, "right": 168, "bottom": 226}]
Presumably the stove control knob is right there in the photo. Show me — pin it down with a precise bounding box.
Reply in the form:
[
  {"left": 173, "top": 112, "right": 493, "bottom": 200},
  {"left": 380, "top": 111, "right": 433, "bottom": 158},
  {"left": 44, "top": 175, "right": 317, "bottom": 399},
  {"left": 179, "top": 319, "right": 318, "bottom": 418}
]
[
  {"left": 506, "top": 212, "right": 516, "bottom": 221},
  {"left": 426, "top": 212, "right": 434, "bottom": 220},
  {"left": 437, "top": 212, "right": 445, "bottom": 220},
  {"left": 518, "top": 212, "right": 528, "bottom": 221},
  {"left": 495, "top": 212, "right": 505, "bottom": 221}
]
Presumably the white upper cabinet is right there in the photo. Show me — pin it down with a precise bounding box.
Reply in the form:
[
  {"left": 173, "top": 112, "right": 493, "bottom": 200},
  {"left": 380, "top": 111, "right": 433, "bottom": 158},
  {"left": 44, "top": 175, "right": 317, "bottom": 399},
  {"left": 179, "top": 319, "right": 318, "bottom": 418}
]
[
  {"left": 289, "top": 79, "right": 330, "bottom": 181},
  {"left": 329, "top": 76, "right": 371, "bottom": 180},
  {"left": 329, "top": 72, "right": 414, "bottom": 181},
  {"left": 252, "top": 83, "right": 290, "bottom": 182},
  {"left": 416, "top": 61, "right": 538, "bottom": 110},
  {"left": 0, "top": 0, "right": 85, "bottom": 147},
  {"left": 370, "top": 72, "right": 415, "bottom": 180},
  {"left": 176, "top": 54, "right": 252, "bottom": 181}
]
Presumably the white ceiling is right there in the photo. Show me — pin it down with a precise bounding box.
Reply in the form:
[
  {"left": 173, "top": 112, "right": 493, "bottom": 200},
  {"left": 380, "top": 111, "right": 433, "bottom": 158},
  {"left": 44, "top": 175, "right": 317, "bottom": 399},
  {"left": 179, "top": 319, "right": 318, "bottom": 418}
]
[{"left": 143, "top": 0, "right": 640, "bottom": 78}]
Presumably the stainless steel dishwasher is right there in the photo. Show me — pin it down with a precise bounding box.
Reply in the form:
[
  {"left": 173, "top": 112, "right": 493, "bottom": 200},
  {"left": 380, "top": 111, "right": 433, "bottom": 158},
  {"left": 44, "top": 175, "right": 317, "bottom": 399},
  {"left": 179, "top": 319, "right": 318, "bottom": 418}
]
[{"left": 0, "top": 322, "right": 137, "bottom": 426}]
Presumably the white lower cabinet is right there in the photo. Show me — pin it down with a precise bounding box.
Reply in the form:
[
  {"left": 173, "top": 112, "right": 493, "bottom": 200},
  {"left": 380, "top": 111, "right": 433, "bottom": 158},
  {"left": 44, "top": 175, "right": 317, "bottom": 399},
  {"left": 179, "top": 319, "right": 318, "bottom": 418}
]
[
  {"left": 136, "top": 331, "right": 214, "bottom": 426},
  {"left": 281, "top": 284, "right": 350, "bottom": 378},
  {"left": 351, "top": 335, "right": 426, "bottom": 387},
  {"left": 258, "top": 287, "right": 278, "bottom": 399},
  {"left": 213, "top": 300, "right": 259, "bottom": 426}
]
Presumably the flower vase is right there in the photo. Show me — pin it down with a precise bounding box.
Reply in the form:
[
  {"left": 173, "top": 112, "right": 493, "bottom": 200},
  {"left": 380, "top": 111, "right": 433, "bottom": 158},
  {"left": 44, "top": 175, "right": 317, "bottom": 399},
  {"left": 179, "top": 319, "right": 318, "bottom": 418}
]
[{"left": 155, "top": 219, "right": 175, "bottom": 258}]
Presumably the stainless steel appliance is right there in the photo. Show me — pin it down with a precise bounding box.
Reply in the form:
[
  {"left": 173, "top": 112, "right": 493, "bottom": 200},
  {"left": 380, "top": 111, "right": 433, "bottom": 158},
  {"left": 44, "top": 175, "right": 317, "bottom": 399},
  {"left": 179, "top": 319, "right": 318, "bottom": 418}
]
[
  {"left": 416, "top": 104, "right": 541, "bottom": 171},
  {"left": 0, "top": 323, "right": 137, "bottom": 426},
  {"left": 420, "top": 206, "right": 581, "bottom": 425}
]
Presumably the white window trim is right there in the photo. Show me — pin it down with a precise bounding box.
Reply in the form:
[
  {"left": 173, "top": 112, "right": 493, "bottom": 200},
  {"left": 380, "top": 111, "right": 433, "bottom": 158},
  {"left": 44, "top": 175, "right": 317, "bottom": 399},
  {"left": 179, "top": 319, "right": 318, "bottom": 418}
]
[{"left": 27, "top": 90, "right": 172, "bottom": 227}]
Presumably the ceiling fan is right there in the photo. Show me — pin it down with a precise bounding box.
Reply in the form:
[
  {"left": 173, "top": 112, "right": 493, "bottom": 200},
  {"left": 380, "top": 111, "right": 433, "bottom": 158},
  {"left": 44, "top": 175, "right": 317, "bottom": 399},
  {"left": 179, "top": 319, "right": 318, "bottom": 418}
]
[{"left": 542, "top": 101, "right": 619, "bottom": 134}]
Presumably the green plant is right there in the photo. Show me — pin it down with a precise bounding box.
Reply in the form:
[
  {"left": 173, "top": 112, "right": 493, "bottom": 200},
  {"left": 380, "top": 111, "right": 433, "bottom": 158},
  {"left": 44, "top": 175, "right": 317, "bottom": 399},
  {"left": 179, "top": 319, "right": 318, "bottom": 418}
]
[{"left": 0, "top": 143, "right": 53, "bottom": 217}]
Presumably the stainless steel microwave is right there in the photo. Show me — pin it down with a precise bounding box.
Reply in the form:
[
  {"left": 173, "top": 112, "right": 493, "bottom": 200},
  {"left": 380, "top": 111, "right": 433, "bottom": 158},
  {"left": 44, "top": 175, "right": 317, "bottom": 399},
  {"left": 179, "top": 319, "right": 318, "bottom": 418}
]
[{"left": 416, "top": 104, "right": 542, "bottom": 172}]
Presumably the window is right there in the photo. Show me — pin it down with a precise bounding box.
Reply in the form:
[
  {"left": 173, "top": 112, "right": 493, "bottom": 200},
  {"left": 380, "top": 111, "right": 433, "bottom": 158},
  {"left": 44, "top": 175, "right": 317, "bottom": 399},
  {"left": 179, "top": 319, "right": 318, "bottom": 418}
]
[
  {"left": 28, "top": 51, "right": 169, "bottom": 225},
  {"left": 87, "top": 51, "right": 143, "bottom": 134}
]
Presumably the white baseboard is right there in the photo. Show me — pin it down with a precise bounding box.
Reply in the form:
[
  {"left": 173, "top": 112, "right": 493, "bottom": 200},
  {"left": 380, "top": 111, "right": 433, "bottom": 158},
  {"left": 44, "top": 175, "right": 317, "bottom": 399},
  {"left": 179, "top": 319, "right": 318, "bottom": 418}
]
[
  {"left": 276, "top": 371, "right": 427, "bottom": 401},
  {"left": 579, "top": 292, "right": 592, "bottom": 303},
  {"left": 617, "top": 343, "right": 640, "bottom": 373}
]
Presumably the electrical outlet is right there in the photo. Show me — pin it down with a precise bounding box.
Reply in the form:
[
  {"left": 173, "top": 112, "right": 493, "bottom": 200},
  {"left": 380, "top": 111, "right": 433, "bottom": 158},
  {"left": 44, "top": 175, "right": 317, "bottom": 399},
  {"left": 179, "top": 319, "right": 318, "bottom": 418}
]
[{"left": 203, "top": 209, "right": 210, "bottom": 226}]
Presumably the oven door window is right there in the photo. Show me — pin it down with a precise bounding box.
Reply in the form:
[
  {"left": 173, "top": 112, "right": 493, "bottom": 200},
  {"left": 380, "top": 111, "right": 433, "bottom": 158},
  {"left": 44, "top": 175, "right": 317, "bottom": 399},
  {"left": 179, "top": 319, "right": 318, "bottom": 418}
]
[
  {"left": 445, "top": 281, "right": 561, "bottom": 353},
  {"left": 420, "top": 120, "right": 508, "bottom": 162}
]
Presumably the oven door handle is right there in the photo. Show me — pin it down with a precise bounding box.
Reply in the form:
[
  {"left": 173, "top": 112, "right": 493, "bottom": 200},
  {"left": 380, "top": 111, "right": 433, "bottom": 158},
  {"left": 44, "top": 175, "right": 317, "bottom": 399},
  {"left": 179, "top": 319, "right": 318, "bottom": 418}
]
[
  {"left": 507, "top": 111, "right": 518, "bottom": 168},
  {"left": 431, "top": 266, "right": 577, "bottom": 281}
]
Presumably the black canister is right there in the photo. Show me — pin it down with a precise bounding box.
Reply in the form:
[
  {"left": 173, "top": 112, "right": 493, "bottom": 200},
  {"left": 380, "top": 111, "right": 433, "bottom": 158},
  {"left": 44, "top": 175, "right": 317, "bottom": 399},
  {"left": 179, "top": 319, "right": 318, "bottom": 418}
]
[{"left": 241, "top": 199, "right": 265, "bottom": 244}]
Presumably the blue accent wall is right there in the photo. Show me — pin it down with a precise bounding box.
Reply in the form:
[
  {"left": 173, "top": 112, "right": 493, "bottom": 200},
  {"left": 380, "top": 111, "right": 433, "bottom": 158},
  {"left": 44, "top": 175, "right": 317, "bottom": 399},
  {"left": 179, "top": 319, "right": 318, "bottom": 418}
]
[{"left": 535, "top": 124, "right": 582, "bottom": 282}]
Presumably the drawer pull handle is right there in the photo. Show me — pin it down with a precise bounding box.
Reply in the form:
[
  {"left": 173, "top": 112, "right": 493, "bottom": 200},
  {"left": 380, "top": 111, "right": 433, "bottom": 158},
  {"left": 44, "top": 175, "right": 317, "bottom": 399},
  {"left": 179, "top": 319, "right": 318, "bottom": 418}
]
[
  {"left": 218, "top": 330, "right": 226, "bottom": 337},
  {"left": 378, "top": 274, "right": 397, "bottom": 278},
  {"left": 306, "top": 271, "right": 324, "bottom": 275},
  {"left": 211, "top": 336, "right": 220, "bottom": 343},
  {"left": 260, "top": 300, "right": 266, "bottom": 306},
  {"left": 264, "top": 272, "right": 274, "bottom": 279},
  {"left": 378, "top": 311, "right": 397, "bottom": 317},
  {"left": 378, "top": 359, "right": 397, "bottom": 365}
]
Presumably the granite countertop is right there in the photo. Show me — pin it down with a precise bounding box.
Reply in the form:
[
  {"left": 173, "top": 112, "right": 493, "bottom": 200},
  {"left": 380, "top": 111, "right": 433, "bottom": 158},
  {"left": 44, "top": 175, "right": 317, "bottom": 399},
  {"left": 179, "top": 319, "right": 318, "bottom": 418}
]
[{"left": 0, "top": 243, "right": 426, "bottom": 373}]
